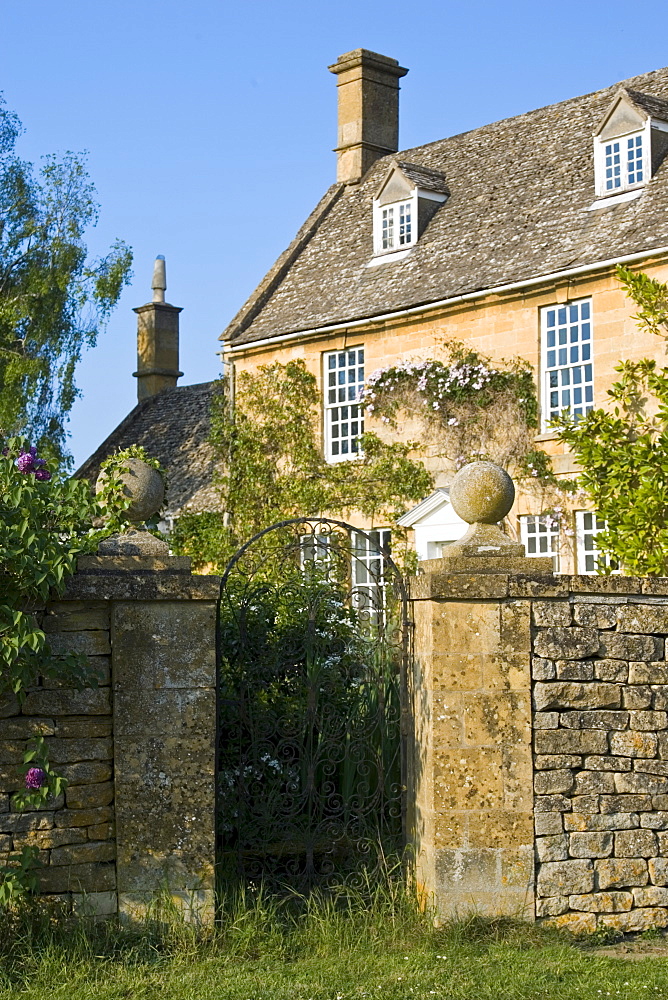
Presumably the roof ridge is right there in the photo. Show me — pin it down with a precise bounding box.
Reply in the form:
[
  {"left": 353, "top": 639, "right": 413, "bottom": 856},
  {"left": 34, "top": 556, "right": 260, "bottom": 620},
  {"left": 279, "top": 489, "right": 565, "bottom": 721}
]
[{"left": 396, "top": 65, "right": 668, "bottom": 160}]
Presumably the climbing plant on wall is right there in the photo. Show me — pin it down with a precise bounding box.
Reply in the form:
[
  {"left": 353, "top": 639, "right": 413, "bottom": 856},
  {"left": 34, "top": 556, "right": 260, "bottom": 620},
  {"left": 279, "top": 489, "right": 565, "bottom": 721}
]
[
  {"left": 170, "top": 359, "right": 433, "bottom": 573},
  {"left": 361, "top": 342, "right": 573, "bottom": 492}
]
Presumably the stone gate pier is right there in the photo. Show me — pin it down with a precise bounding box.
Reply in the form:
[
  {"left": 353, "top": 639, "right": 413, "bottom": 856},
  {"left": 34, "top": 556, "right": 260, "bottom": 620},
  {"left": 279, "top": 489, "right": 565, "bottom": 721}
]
[
  {"left": 0, "top": 548, "right": 219, "bottom": 922},
  {"left": 408, "top": 462, "right": 668, "bottom": 932}
]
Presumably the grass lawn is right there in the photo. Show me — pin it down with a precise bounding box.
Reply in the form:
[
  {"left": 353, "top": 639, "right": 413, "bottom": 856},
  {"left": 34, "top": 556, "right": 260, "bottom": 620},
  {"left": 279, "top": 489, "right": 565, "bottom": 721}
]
[{"left": 2, "top": 890, "right": 668, "bottom": 999}]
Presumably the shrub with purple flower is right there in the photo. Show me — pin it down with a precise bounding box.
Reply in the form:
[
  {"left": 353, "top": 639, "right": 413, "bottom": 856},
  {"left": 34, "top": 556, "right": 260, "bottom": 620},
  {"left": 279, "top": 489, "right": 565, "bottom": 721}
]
[
  {"left": 24, "top": 767, "right": 47, "bottom": 790},
  {"left": 15, "top": 445, "right": 51, "bottom": 480}
]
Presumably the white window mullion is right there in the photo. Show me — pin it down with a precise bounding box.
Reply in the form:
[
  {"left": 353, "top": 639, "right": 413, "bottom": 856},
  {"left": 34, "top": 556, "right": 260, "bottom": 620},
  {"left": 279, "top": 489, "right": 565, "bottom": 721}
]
[
  {"left": 324, "top": 347, "right": 365, "bottom": 462},
  {"left": 575, "top": 511, "right": 618, "bottom": 575},
  {"left": 373, "top": 196, "right": 416, "bottom": 256},
  {"left": 519, "top": 514, "right": 559, "bottom": 572},
  {"left": 542, "top": 298, "right": 593, "bottom": 430}
]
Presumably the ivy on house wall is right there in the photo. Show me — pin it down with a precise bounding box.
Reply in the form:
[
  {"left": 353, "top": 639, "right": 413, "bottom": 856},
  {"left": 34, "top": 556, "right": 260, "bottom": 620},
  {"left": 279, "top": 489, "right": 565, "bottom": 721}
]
[{"left": 170, "top": 360, "right": 433, "bottom": 574}]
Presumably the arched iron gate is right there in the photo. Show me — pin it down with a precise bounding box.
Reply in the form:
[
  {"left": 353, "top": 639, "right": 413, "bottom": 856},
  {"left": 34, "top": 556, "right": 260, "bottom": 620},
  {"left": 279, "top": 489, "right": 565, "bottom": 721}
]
[{"left": 216, "top": 518, "right": 411, "bottom": 890}]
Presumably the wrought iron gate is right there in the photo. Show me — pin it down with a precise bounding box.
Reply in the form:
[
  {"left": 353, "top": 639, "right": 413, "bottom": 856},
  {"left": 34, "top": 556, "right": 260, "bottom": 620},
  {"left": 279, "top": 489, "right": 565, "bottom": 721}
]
[{"left": 216, "top": 518, "right": 411, "bottom": 890}]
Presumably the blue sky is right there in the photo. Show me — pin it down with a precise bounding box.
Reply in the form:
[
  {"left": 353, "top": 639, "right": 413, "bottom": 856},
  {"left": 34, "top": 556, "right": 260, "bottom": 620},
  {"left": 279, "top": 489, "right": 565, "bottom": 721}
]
[{"left": 4, "top": 0, "right": 668, "bottom": 467}]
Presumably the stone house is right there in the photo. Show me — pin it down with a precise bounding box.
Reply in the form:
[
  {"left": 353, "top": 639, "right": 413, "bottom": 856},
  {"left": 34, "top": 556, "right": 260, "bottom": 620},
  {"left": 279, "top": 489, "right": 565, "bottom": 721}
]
[{"left": 81, "top": 52, "right": 668, "bottom": 572}]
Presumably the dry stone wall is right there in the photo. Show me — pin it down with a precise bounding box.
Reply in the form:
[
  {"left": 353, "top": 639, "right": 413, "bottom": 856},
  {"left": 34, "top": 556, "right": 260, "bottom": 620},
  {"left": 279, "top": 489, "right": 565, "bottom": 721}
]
[
  {"left": 0, "top": 599, "right": 116, "bottom": 916},
  {"left": 532, "top": 590, "right": 668, "bottom": 934}
]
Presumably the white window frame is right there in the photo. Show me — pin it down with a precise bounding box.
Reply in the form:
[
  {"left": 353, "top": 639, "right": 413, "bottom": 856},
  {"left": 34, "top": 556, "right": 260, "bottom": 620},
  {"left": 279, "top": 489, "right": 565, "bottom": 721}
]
[
  {"left": 519, "top": 514, "right": 560, "bottom": 572},
  {"left": 323, "top": 347, "right": 365, "bottom": 463},
  {"left": 372, "top": 194, "right": 417, "bottom": 256},
  {"left": 352, "top": 529, "right": 391, "bottom": 619},
  {"left": 541, "top": 298, "right": 594, "bottom": 431},
  {"left": 575, "top": 511, "right": 618, "bottom": 575},
  {"left": 594, "top": 122, "right": 650, "bottom": 198}
]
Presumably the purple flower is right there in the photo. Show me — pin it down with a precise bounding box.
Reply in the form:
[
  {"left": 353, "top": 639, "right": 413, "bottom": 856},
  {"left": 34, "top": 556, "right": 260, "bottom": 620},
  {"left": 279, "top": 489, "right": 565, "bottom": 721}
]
[
  {"left": 25, "top": 767, "right": 47, "bottom": 790},
  {"left": 16, "top": 451, "right": 36, "bottom": 473},
  {"left": 15, "top": 445, "right": 50, "bottom": 479}
]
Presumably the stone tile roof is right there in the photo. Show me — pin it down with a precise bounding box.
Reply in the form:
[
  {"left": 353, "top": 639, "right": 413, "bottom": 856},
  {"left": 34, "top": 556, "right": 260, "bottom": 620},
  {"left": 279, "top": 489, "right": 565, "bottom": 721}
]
[
  {"left": 224, "top": 66, "right": 668, "bottom": 348},
  {"left": 391, "top": 161, "right": 448, "bottom": 194},
  {"left": 625, "top": 88, "right": 668, "bottom": 122},
  {"left": 76, "top": 381, "right": 218, "bottom": 516}
]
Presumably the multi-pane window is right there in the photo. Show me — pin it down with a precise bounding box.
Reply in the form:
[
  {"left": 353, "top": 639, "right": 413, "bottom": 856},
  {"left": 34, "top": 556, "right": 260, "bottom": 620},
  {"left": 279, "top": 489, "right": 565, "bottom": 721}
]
[
  {"left": 604, "top": 140, "right": 622, "bottom": 191},
  {"left": 324, "top": 348, "right": 365, "bottom": 461},
  {"left": 379, "top": 201, "right": 413, "bottom": 252},
  {"left": 575, "top": 511, "right": 618, "bottom": 575},
  {"left": 300, "top": 532, "right": 334, "bottom": 575},
  {"left": 352, "top": 529, "right": 391, "bottom": 615},
  {"left": 519, "top": 515, "right": 559, "bottom": 572},
  {"left": 601, "top": 132, "right": 645, "bottom": 194},
  {"left": 627, "top": 135, "right": 644, "bottom": 185},
  {"left": 542, "top": 299, "right": 593, "bottom": 429}
]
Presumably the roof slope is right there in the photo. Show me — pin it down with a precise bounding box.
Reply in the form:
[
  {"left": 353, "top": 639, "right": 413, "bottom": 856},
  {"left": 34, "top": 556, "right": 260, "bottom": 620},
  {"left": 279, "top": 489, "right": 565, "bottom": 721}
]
[
  {"left": 76, "top": 381, "right": 217, "bottom": 516},
  {"left": 225, "top": 66, "right": 668, "bottom": 348}
]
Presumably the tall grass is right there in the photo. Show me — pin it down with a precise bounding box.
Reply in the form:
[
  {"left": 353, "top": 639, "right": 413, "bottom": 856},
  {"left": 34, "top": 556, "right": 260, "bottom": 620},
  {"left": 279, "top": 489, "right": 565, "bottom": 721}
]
[
  {"left": 0, "top": 861, "right": 426, "bottom": 977},
  {"left": 4, "top": 877, "right": 668, "bottom": 1000}
]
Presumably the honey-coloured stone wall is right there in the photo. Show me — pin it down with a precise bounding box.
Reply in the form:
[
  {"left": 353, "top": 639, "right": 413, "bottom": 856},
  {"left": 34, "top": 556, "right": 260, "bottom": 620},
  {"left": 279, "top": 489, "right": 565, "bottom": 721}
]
[
  {"left": 0, "top": 555, "right": 219, "bottom": 921},
  {"left": 0, "top": 599, "right": 116, "bottom": 916},
  {"left": 409, "top": 567, "right": 668, "bottom": 932},
  {"left": 532, "top": 590, "right": 668, "bottom": 934}
]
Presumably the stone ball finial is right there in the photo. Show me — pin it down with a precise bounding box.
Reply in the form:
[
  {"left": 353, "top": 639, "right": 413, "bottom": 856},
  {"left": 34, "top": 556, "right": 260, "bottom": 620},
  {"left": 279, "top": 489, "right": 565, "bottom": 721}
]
[
  {"left": 96, "top": 457, "right": 165, "bottom": 523},
  {"left": 449, "top": 461, "right": 515, "bottom": 525}
]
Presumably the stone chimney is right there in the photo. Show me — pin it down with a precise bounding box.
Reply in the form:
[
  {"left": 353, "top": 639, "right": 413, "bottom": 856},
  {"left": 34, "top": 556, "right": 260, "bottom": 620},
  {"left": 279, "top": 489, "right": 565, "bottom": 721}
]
[
  {"left": 328, "top": 49, "right": 408, "bottom": 184},
  {"left": 133, "top": 256, "right": 183, "bottom": 402}
]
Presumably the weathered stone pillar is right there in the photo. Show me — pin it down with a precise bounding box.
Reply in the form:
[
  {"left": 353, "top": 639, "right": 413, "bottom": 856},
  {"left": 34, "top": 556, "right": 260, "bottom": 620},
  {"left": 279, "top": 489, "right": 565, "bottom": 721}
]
[
  {"left": 408, "top": 462, "right": 549, "bottom": 920},
  {"left": 71, "top": 553, "right": 219, "bottom": 922}
]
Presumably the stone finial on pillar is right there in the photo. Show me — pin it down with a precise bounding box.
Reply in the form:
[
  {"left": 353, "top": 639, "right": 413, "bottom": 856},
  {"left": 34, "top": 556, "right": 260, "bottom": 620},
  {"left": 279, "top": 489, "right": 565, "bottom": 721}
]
[
  {"left": 95, "top": 458, "right": 170, "bottom": 558},
  {"left": 152, "top": 255, "right": 167, "bottom": 303},
  {"left": 432, "top": 461, "right": 552, "bottom": 573}
]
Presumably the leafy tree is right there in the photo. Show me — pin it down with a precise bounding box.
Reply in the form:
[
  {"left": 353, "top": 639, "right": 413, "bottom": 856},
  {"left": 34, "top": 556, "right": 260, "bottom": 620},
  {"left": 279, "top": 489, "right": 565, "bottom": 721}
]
[
  {"left": 555, "top": 358, "right": 668, "bottom": 576},
  {"left": 170, "top": 359, "right": 433, "bottom": 572},
  {"left": 0, "top": 94, "right": 132, "bottom": 465},
  {"left": 617, "top": 265, "right": 668, "bottom": 342},
  {"left": 553, "top": 266, "right": 668, "bottom": 575}
]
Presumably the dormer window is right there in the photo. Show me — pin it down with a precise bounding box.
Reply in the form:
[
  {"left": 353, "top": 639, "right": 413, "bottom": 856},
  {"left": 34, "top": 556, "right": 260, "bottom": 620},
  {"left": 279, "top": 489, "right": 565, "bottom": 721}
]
[
  {"left": 380, "top": 199, "right": 414, "bottom": 251},
  {"left": 371, "top": 161, "right": 448, "bottom": 261},
  {"left": 600, "top": 131, "right": 646, "bottom": 195},
  {"left": 593, "top": 88, "right": 668, "bottom": 201}
]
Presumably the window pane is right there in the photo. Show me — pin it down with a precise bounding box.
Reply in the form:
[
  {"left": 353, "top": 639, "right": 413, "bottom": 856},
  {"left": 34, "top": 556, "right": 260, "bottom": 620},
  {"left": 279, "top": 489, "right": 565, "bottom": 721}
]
[
  {"left": 543, "top": 299, "right": 594, "bottom": 427},
  {"left": 519, "top": 514, "right": 559, "bottom": 571},
  {"left": 324, "top": 348, "right": 365, "bottom": 461}
]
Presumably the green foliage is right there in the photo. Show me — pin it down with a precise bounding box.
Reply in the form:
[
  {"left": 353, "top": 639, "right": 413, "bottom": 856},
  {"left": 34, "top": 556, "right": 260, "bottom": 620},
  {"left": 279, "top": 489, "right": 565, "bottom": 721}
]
[
  {"left": 0, "top": 440, "right": 142, "bottom": 907},
  {"left": 0, "top": 846, "right": 39, "bottom": 908},
  {"left": 552, "top": 266, "right": 668, "bottom": 576},
  {"left": 12, "top": 736, "right": 67, "bottom": 812},
  {"left": 171, "top": 360, "right": 433, "bottom": 572},
  {"left": 617, "top": 264, "right": 668, "bottom": 341},
  {"left": 0, "top": 437, "right": 116, "bottom": 699},
  {"left": 0, "top": 94, "right": 132, "bottom": 465},
  {"left": 554, "top": 358, "right": 668, "bottom": 575},
  {"left": 360, "top": 343, "right": 546, "bottom": 477}
]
